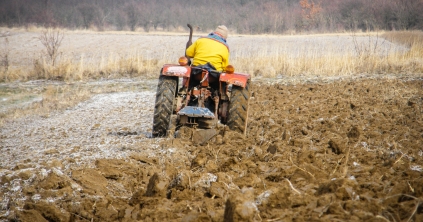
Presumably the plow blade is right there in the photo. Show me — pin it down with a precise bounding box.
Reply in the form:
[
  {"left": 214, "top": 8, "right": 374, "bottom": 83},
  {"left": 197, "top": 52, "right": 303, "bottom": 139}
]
[
  {"left": 178, "top": 106, "right": 215, "bottom": 118},
  {"left": 192, "top": 128, "right": 218, "bottom": 145}
]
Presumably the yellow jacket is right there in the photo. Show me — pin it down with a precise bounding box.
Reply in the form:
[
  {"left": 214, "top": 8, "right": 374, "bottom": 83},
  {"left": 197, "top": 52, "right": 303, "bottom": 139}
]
[{"left": 186, "top": 37, "right": 229, "bottom": 72}]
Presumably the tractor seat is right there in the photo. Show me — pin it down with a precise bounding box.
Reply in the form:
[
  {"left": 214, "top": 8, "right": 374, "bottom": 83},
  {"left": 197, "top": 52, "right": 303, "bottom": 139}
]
[{"left": 192, "top": 63, "right": 221, "bottom": 78}]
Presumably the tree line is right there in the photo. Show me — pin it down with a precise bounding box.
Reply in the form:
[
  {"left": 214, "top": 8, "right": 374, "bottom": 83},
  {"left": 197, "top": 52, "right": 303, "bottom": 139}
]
[{"left": 1, "top": 0, "right": 422, "bottom": 33}]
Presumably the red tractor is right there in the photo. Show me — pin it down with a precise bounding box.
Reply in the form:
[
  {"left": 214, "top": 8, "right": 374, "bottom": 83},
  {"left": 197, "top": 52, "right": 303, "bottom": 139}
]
[{"left": 152, "top": 25, "right": 251, "bottom": 138}]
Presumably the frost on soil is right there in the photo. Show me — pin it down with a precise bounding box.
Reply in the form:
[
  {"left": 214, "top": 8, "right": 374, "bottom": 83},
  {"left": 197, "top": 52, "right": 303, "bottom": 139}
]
[{"left": 1, "top": 76, "right": 423, "bottom": 221}]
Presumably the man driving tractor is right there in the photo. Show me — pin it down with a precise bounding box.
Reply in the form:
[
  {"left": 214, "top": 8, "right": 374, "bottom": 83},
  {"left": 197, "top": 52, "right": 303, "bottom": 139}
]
[
  {"left": 185, "top": 25, "right": 229, "bottom": 72},
  {"left": 152, "top": 24, "right": 250, "bottom": 137}
]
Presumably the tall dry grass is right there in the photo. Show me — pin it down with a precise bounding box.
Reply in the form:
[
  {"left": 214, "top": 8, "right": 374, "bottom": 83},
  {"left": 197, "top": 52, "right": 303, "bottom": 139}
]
[
  {"left": 1, "top": 52, "right": 164, "bottom": 82},
  {"left": 0, "top": 30, "right": 422, "bottom": 82},
  {"left": 232, "top": 31, "right": 423, "bottom": 77},
  {"left": 19, "top": 53, "right": 164, "bottom": 81}
]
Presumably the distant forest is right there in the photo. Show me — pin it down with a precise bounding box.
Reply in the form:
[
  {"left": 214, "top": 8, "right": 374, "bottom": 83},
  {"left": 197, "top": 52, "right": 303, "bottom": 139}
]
[{"left": 1, "top": 0, "right": 422, "bottom": 33}]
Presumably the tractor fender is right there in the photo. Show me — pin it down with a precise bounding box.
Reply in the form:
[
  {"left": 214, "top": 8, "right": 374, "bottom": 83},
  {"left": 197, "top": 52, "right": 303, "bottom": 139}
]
[
  {"left": 162, "top": 64, "right": 191, "bottom": 77},
  {"left": 219, "top": 73, "right": 251, "bottom": 88}
]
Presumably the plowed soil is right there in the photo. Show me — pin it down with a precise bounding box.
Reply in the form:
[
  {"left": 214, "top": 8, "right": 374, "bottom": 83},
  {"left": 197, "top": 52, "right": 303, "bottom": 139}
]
[{"left": 1, "top": 76, "right": 423, "bottom": 222}]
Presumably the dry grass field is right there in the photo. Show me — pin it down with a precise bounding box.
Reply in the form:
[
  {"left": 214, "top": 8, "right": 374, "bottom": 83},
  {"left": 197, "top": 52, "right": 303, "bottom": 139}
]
[
  {"left": 1, "top": 28, "right": 422, "bottom": 82},
  {"left": 1, "top": 28, "right": 423, "bottom": 221}
]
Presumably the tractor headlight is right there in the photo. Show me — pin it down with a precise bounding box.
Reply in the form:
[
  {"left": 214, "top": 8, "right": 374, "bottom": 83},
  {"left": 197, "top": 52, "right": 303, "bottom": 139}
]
[
  {"left": 225, "top": 65, "right": 235, "bottom": 74},
  {"left": 179, "top": 56, "right": 189, "bottom": 66}
]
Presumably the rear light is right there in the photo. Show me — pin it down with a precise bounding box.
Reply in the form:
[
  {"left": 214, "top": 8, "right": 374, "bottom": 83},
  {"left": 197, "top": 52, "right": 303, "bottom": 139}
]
[
  {"left": 225, "top": 65, "right": 235, "bottom": 74},
  {"left": 179, "top": 56, "right": 189, "bottom": 66}
]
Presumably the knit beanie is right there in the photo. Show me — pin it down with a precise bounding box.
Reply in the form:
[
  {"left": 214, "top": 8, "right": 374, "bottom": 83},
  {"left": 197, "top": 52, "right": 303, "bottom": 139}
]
[{"left": 215, "top": 25, "right": 228, "bottom": 39}]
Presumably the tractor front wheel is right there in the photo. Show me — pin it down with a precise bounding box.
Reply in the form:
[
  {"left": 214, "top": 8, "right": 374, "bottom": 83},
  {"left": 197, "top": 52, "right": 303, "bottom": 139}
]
[
  {"left": 152, "top": 75, "right": 177, "bottom": 137},
  {"left": 227, "top": 81, "right": 250, "bottom": 135}
]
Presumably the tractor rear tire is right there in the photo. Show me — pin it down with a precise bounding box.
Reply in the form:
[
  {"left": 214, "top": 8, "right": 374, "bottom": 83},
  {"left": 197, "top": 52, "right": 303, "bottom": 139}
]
[
  {"left": 152, "top": 75, "right": 177, "bottom": 137},
  {"left": 227, "top": 80, "right": 250, "bottom": 135}
]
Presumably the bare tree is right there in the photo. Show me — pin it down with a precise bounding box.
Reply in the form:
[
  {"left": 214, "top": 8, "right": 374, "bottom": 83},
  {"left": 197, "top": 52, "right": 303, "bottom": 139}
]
[
  {"left": 124, "top": 1, "right": 140, "bottom": 31},
  {"left": 0, "top": 37, "right": 10, "bottom": 80},
  {"left": 94, "top": 8, "right": 110, "bottom": 31},
  {"left": 77, "top": 4, "right": 97, "bottom": 29},
  {"left": 38, "top": 29, "right": 64, "bottom": 66},
  {"left": 1, "top": 0, "right": 423, "bottom": 34},
  {"left": 393, "top": 0, "right": 423, "bottom": 30}
]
